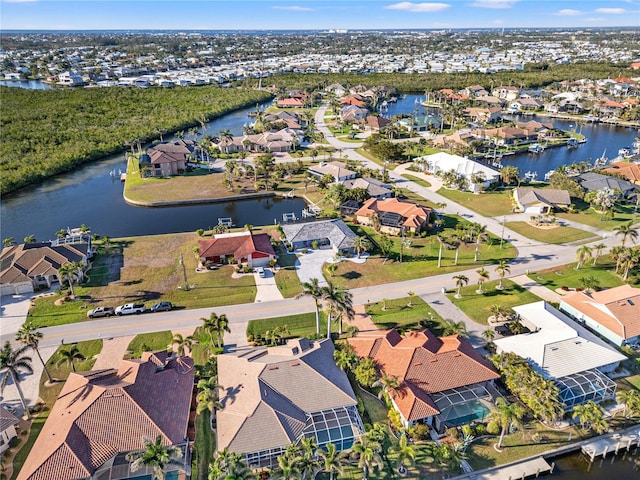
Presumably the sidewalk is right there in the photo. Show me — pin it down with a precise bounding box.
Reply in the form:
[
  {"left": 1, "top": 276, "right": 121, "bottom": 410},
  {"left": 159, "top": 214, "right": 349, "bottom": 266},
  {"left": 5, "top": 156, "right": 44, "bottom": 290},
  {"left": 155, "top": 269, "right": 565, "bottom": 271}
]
[{"left": 510, "top": 274, "right": 563, "bottom": 303}]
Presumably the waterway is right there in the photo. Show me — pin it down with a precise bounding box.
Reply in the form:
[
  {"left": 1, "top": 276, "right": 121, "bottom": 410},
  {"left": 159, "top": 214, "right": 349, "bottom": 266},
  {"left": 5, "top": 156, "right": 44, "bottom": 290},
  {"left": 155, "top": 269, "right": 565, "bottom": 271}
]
[
  {"left": 548, "top": 448, "right": 639, "bottom": 479},
  {"left": 1, "top": 100, "right": 305, "bottom": 242},
  {"left": 0, "top": 79, "right": 52, "bottom": 89}
]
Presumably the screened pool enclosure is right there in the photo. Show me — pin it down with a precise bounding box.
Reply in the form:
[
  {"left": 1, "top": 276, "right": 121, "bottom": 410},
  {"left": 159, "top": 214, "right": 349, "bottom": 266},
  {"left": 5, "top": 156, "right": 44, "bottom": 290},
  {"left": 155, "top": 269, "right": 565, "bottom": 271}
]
[
  {"left": 556, "top": 368, "right": 617, "bottom": 410},
  {"left": 431, "top": 385, "right": 494, "bottom": 431}
]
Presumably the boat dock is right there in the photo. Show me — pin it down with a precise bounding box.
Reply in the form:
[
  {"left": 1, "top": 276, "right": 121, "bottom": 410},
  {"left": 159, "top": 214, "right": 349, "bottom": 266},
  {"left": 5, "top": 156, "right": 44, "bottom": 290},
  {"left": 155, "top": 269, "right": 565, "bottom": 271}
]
[
  {"left": 217, "top": 217, "right": 234, "bottom": 227},
  {"left": 581, "top": 429, "right": 640, "bottom": 461},
  {"left": 282, "top": 212, "right": 298, "bottom": 222},
  {"left": 454, "top": 456, "right": 552, "bottom": 480}
]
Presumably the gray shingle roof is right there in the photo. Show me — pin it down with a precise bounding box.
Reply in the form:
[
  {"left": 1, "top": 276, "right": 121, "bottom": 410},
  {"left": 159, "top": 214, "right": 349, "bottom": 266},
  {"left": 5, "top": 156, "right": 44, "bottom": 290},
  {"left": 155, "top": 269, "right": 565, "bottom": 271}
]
[
  {"left": 281, "top": 219, "right": 356, "bottom": 250},
  {"left": 577, "top": 172, "right": 637, "bottom": 194}
]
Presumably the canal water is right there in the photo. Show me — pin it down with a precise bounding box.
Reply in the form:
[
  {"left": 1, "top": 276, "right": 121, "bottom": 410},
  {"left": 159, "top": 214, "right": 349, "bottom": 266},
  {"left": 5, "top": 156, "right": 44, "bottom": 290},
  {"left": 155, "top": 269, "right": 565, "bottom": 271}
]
[
  {"left": 0, "top": 79, "right": 52, "bottom": 89},
  {"left": 548, "top": 448, "right": 639, "bottom": 479}
]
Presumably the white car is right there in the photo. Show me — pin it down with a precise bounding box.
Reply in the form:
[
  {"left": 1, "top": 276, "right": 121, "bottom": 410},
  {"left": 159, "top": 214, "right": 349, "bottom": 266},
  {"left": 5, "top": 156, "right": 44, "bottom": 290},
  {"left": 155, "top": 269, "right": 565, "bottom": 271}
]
[{"left": 255, "top": 267, "right": 266, "bottom": 278}]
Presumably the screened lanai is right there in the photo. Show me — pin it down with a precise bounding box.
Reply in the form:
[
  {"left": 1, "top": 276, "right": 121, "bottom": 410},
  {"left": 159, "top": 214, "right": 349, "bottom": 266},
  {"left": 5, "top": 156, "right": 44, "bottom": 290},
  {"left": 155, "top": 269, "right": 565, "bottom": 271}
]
[
  {"left": 431, "top": 385, "right": 494, "bottom": 431},
  {"left": 556, "top": 368, "right": 617, "bottom": 410}
]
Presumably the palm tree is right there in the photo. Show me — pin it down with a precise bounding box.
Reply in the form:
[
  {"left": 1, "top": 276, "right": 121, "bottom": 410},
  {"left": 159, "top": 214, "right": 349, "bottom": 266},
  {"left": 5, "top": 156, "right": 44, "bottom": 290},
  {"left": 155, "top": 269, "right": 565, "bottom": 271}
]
[
  {"left": 494, "top": 260, "right": 511, "bottom": 290},
  {"left": 0, "top": 341, "right": 33, "bottom": 418},
  {"left": 197, "top": 377, "right": 222, "bottom": 416},
  {"left": 392, "top": 433, "right": 416, "bottom": 474},
  {"left": 575, "top": 245, "right": 592, "bottom": 270},
  {"left": 3, "top": 237, "right": 15, "bottom": 247},
  {"left": 171, "top": 333, "right": 194, "bottom": 357},
  {"left": 572, "top": 400, "right": 608, "bottom": 434},
  {"left": 296, "top": 278, "right": 324, "bottom": 335},
  {"left": 350, "top": 434, "right": 383, "bottom": 480},
  {"left": 272, "top": 448, "right": 302, "bottom": 480},
  {"left": 218, "top": 129, "right": 234, "bottom": 154},
  {"left": 614, "top": 222, "right": 638, "bottom": 246},
  {"left": 209, "top": 448, "right": 255, "bottom": 480},
  {"left": 620, "top": 248, "right": 640, "bottom": 280},
  {"left": 23, "top": 235, "right": 36, "bottom": 244},
  {"left": 407, "top": 291, "right": 416, "bottom": 307},
  {"left": 592, "top": 243, "right": 607, "bottom": 265},
  {"left": 487, "top": 397, "right": 525, "bottom": 449},
  {"left": 353, "top": 236, "right": 372, "bottom": 259},
  {"left": 316, "top": 443, "right": 350, "bottom": 480},
  {"left": 334, "top": 346, "right": 357, "bottom": 373},
  {"left": 57, "top": 260, "right": 83, "bottom": 297},
  {"left": 56, "top": 344, "right": 85, "bottom": 373},
  {"left": 452, "top": 274, "right": 469, "bottom": 298},
  {"left": 482, "top": 329, "right": 496, "bottom": 343},
  {"left": 442, "top": 319, "right": 468, "bottom": 337},
  {"left": 476, "top": 267, "right": 489, "bottom": 294},
  {"left": 372, "top": 373, "right": 403, "bottom": 400},
  {"left": 322, "top": 281, "right": 354, "bottom": 337},
  {"left": 326, "top": 262, "right": 338, "bottom": 278},
  {"left": 202, "top": 313, "right": 231, "bottom": 349},
  {"left": 471, "top": 224, "right": 490, "bottom": 262},
  {"left": 16, "top": 321, "right": 53, "bottom": 384},
  {"left": 126, "top": 435, "right": 183, "bottom": 480},
  {"left": 616, "top": 389, "right": 640, "bottom": 420}
]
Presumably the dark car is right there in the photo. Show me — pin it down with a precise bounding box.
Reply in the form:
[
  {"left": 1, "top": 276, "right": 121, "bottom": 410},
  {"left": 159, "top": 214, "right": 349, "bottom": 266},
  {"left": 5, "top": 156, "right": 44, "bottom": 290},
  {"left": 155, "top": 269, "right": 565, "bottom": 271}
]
[{"left": 150, "top": 301, "right": 173, "bottom": 312}]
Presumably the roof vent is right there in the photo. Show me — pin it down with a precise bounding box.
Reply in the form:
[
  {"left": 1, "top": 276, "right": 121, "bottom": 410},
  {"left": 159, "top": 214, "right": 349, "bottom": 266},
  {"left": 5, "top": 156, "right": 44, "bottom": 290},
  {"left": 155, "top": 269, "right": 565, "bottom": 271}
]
[
  {"left": 291, "top": 362, "right": 300, "bottom": 367},
  {"left": 413, "top": 362, "right": 422, "bottom": 366},
  {"left": 453, "top": 353, "right": 461, "bottom": 357},
  {"left": 268, "top": 366, "right": 279, "bottom": 370},
  {"left": 550, "top": 347, "right": 559, "bottom": 351},
  {"left": 628, "top": 299, "right": 635, "bottom": 306},
  {"left": 430, "top": 358, "right": 438, "bottom": 363}
]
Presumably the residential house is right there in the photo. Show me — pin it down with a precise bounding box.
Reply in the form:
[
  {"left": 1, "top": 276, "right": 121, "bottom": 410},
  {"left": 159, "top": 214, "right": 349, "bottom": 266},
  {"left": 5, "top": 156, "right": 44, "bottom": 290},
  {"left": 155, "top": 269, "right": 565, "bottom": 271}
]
[
  {"left": 462, "top": 107, "right": 501, "bottom": 125},
  {"left": 326, "top": 83, "right": 347, "bottom": 97},
  {"left": 0, "top": 407, "right": 19, "bottom": 454},
  {"left": 596, "top": 100, "right": 626, "bottom": 117},
  {"left": 340, "top": 94, "right": 367, "bottom": 108},
  {"left": 575, "top": 172, "right": 638, "bottom": 199},
  {"left": 479, "top": 126, "right": 539, "bottom": 146},
  {"left": 276, "top": 95, "right": 306, "bottom": 108},
  {"left": 0, "top": 242, "right": 91, "bottom": 296},
  {"left": 58, "top": 71, "right": 84, "bottom": 86},
  {"left": 339, "top": 105, "right": 369, "bottom": 122},
  {"left": 308, "top": 161, "right": 357, "bottom": 183},
  {"left": 602, "top": 161, "right": 640, "bottom": 185},
  {"left": 263, "top": 111, "right": 303, "bottom": 130},
  {"left": 281, "top": 219, "right": 357, "bottom": 255},
  {"left": 398, "top": 115, "right": 442, "bottom": 132},
  {"left": 422, "top": 152, "right": 500, "bottom": 192},
  {"left": 560, "top": 285, "right": 640, "bottom": 347},
  {"left": 348, "top": 329, "right": 500, "bottom": 431},
  {"left": 474, "top": 96, "right": 504, "bottom": 108},
  {"left": 494, "top": 302, "right": 625, "bottom": 410},
  {"left": 145, "top": 139, "right": 198, "bottom": 177},
  {"left": 509, "top": 98, "right": 542, "bottom": 111},
  {"left": 216, "top": 338, "right": 364, "bottom": 468},
  {"left": 513, "top": 188, "right": 571, "bottom": 214},
  {"left": 215, "top": 128, "right": 303, "bottom": 154},
  {"left": 364, "top": 115, "right": 391, "bottom": 131},
  {"left": 463, "top": 85, "right": 489, "bottom": 98},
  {"left": 17, "top": 351, "right": 194, "bottom": 480},
  {"left": 355, "top": 197, "right": 431, "bottom": 235},
  {"left": 491, "top": 86, "right": 520, "bottom": 101},
  {"left": 342, "top": 177, "right": 393, "bottom": 199},
  {"left": 198, "top": 231, "right": 276, "bottom": 267}
]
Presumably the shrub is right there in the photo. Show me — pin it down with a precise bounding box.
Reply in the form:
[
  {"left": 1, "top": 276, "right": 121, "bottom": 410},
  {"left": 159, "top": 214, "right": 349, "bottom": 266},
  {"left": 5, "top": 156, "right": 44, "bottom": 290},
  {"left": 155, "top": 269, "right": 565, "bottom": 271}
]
[
  {"left": 312, "top": 240, "right": 319, "bottom": 250},
  {"left": 409, "top": 423, "right": 431, "bottom": 441},
  {"left": 445, "top": 426, "right": 460, "bottom": 441},
  {"left": 474, "top": 424, "right": 488, "bottom": 436},
  {"left": 388, "top": 408, "right": 404, "bottom": 431}
]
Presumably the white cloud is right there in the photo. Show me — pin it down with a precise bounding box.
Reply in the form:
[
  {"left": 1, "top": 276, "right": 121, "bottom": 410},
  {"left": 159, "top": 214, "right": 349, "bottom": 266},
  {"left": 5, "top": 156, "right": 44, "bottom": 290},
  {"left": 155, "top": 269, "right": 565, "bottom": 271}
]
[
  {"left": 272, "top": 5, "right": 313, "bottom": 12},
  {"left": 385, "top": 2, "right": 451, "bottom": 13},
  {"left": 595, "top": 8, "right": 625, "bottom": 14},
  {"left": 556, "top": 9, "right": 582, "bottom": 16},
  {"left": 471, "top": 0, "right": 519, "bottom": 9}
]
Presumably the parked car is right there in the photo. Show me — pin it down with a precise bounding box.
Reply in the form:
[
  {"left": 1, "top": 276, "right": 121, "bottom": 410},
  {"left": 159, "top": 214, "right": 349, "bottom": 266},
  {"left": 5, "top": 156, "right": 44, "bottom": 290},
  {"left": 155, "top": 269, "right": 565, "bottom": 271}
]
[
  {"left": 255, "top": 267, "right": 266, "bottom": 278},
  {"left": 87, "top": 307, "right": 115, "bottom": 319},
  {"left": 150, "top": 301, "right": 173, "bottom": 312},
  {"left": 115, "top": 303, "right": 146, "bottom": 316}
]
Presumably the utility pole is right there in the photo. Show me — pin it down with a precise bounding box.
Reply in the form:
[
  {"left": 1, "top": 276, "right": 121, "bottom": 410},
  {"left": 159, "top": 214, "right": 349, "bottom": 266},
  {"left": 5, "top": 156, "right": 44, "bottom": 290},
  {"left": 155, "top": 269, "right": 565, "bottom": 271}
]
[
  {"left": 500, "top": 215, "right": 506, "bottom": 248},
  {"left": 179, "top": 252, "right": 189, "bottom": 291},
  {"left": 399, "top": 227, "right": 405, "bottom": 263}
]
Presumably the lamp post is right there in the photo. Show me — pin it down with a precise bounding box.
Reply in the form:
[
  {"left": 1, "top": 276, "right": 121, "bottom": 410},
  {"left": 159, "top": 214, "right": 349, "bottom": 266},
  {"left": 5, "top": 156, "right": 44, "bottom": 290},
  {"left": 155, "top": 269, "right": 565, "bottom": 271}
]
[{"left": 499, "top": 215, "right": 506, "bottom": 248}]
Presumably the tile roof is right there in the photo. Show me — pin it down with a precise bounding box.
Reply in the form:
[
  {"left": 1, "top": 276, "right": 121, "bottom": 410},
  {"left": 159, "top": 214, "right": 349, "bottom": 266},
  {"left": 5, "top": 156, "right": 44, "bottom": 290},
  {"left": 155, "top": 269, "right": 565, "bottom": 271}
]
[
  {"left": 577, "top": 172, "right": 638, "bottom": 194},
  {"left": 216, "top": 339, "right": 357, "bottom": 454},
  {"left": 17, "top": 352, "right": 194, "bottom": 480},
  {"left": 198, "top": 232, "right": 275, "bottom": 261},
  {"left": 602, "top": 162, "right": 640, "bottom": 184},
  {"left": 1, "top": 243, "right": 87, "bottom": 286},
  {"left": 308, "top": 161, "right": 357, "bottom": 180},
  {"left": 348, "top": 329, "right": 499, "bottom": 421},
  {"left": 281, "top": 219, "right": 357, "bottom": 251},
  {"left": 0, "top": 407, "right": 19, "bottom": 431},
  {"left": 355, "top": 198, "right": 431, "bottom": 230},
  {"left": 342, "top": 177, "right": 392, "bottom": 198}
]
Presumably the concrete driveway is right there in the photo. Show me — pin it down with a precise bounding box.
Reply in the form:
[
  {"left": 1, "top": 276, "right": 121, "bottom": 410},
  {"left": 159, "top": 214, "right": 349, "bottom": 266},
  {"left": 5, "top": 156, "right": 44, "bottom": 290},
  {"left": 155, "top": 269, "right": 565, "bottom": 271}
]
[
  {"left": 293, "top": 249, "right": 334, "bottom": 287},
  {"left": 253, "top": 268, "right": 284, "bottom": 303}
]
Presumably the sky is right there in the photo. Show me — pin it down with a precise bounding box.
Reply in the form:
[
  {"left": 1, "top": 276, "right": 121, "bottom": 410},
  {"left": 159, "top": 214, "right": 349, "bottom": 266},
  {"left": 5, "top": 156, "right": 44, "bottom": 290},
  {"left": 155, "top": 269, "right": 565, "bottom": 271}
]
[{"left": 1, "top": 0, "right": 638, "bottom": 31}]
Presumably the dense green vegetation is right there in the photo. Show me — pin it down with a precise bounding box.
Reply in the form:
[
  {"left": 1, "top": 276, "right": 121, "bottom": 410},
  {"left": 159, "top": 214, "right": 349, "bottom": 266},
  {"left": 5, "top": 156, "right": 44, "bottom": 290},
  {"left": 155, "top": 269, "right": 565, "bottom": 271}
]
[{"left": 0, "top": 86, "right": 272, "bottom": 195}]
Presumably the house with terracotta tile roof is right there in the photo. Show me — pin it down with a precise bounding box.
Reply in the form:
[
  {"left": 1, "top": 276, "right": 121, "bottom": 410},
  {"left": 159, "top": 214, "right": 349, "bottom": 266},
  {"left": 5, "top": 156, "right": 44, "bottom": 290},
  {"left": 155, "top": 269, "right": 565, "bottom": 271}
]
[
  {"left": 198, "top": 231, "right": 276, "bottom": 268},
  {"left": 355, "top": 198, "right": 431, "bottom": 235},
  {"left": 17, "top": 351, "right": 194, "bottom": 480},
  {"left": 348, "top": 329, "right": 499, "bottom": 431},
  {"left": 602, "top": 161, "right": 640, "bottom": 185},
  {"left": 143, "top": 139, "right": 199, "bottom": 177},
  {"left": 216, "top": 338, "right": 364, "bottom": 468},
  {"left": 559, "top": 285, "right": 640, "bottom": 347}
]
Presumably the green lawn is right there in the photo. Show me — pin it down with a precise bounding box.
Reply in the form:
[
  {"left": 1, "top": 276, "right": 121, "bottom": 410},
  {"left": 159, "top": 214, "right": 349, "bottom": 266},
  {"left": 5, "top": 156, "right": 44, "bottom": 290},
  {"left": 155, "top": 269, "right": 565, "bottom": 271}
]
[
  {"left": 401, "top": 173, "right": 432, "bottom": 188},
  {"left": 528, "top": 259, "right": 626, "bottom": 292},
  {"left": 447, "top": 279, "right": 542, "bottom": 324},
  {"left": 274, "top": 249, "right": 304, "bottom": 298},
  {"left": 192, "top": 410, "right": 215, "bottom": 480},
  {"left": 505, "top": 221, "right": 595, "bottom": 244},
  {"left": 436, "top": 188, "right": 513, "bottom": 217},
  {"left": 246, "top": 312, "right": 329, "bottom": 341},
  {"left": 365, "top": 296, "right": 443, "bottom": 331},
  {"left": 127, "top": 331, "right": 173, "bottom": 358},
  {"left": 557, "top": 199, "right": 640, "bottom": 231}
]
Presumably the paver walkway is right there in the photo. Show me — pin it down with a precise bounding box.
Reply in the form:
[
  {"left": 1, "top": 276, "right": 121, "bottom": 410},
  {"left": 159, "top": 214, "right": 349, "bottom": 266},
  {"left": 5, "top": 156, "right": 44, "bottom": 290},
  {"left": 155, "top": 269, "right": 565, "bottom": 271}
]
[
  {"left": 92, "top": 336, "right": 134, "bottom": 370},
  {"left": 510, "top": 274, "right": 563, "bottom": 303},
  {"left": 348, "top": 305, "right": 377, "bottom": 332}
]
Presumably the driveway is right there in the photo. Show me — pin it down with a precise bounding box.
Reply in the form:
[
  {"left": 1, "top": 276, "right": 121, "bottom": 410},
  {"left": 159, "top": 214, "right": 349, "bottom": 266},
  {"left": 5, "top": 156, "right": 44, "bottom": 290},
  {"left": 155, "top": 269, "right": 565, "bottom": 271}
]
[
  {"left": 253, "top": 268, "right": 284, "bottom": 303},
  {"left": 293, "top": 249, "right": 334, "bottom": 287}
]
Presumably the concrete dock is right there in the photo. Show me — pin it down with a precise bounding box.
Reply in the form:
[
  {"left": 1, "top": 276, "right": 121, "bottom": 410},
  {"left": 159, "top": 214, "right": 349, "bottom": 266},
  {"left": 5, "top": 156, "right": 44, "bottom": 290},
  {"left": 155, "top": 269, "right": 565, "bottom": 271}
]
[
  {"left": 581, "top": 428, "right": 640, "bottom": 461},
  {"left": 473, "top": 456, "right": 552, "bottom": 480}
]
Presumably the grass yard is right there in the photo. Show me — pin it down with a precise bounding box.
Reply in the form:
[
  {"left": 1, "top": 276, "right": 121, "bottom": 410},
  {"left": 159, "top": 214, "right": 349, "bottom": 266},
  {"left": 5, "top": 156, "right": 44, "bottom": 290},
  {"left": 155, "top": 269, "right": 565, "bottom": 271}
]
[
  {"left": 246, "top": 312, "right": 329, "bottom": 341},
  {"left": 528, "top": 258, "right": 626, "bottom": 292},
  {"left": 447, "top": 280, "right": 542, "bottom": 324},
  {"left": 274, "top": 249, "right": 304, "bottom": 298},
  {"left": 436, "top": 188, "right": 513, "bottom": 217},
  {"left": 27, "top": 232, "right": 257, "bottom": 327},
  {"left": 505, "top": 221, "right": 595, "bottom": 244},
  {"left": 556, "top": 199, "right": 640, "bottom": 231},
  {"left": 192, "top": 410, "right": 215, "bottom": 480},
  {"left": 365, "top": 296, "right": 443, "bottom": 331},
  {"left": 127, "top": 331, "right": 173, "bottom": 358},
  {"left": 619, "top": 375, "right": 640, "bottom": 391},
  {"left": 401, "top": 173, "right": 432, "bottom": 188}
]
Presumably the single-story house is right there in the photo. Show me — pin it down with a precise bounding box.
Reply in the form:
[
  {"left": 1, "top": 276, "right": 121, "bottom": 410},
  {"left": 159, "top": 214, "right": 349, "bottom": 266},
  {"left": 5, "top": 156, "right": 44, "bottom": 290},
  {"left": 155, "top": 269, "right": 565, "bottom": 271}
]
[
  {"left": 364, "top": 115, "right": 391, "bottom": 131},
  {"left": 494, "top": 302, "right": 626, "bottom": 410},
  {"left": 216, "top": 338, "right": 364, "bottom": 468},
  {"left": 198, "top": 231, "right": 276, "bottom": 267},
  {"left": 575, "top": 172, "right": 638, "bottom": 199},
  {"left": 348, "top": 329, "right": 500, "bottom": 431},
  {"left": 342, "top": 177, "right": 393, "bottom": 199},
  {"left": 281, "top": 219, "right": 357, "bottom": 255},
  {"left": 355, "top": 198, "right": 431, "bottom": 235},
  {"left": 340, "top": 105, "right": 369, "bottom": 122},
  {"left": 560, "top": 285, "right": 640, "bottom": 347},
  {"left": 462, "top": 107, "right": 501, "bottom": 124},
  {"left": 340, "top": 94, "right": 367, "bottom": 107},
  {"left": 509, "top": 98, "right": 542, "bottom": 111},
  {"left": 0, "top": 242, "right": 91, "bottom": 296},
  {"left": 513, "top": 188, "right": 571, "bottom": 214},
  {"left": 308, "top": 161, "right": 357, "bottom": 183},
  {"left": 17, "top": 351, "right": 194, "bottom": 480},
  {"left": 214, "top": 128, "right": 304, "bottom": 154},
  {"left": 602, "top": 161, "right": 640, "bottom": 185},
  {"left": 276, "top": 96, "right": 306, "bottom": 108},
  {"left": 422, "top": 152, "right": 500, "bottom": 192},
  {"left": 0, "top": 407, "right": 19, "bottom": 454}
]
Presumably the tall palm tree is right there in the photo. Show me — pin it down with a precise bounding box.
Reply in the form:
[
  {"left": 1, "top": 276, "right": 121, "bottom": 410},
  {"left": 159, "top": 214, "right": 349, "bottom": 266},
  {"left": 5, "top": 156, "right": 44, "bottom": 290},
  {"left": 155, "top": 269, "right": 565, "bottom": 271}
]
[
  {"left": 591, "top": 243, "right": 607, "bottom": 265},
  {"left": 476, "top": 267, "right": 489, "bottom": 294},
  {"left": 572, "top": 400, "right": 608, "bottom": 434},
  {"left": 452, "top": 274, "right": 469, "bottom": 298},
  {"left": 0, "top": 341, "right": 33, "bottom": 418},
  {"left": 272, "top": 448, "right": 302, "bottom": 480},
  {"left": 55, "top": 344, "right": 85, "bottom": 373},
  {"left": 197, "top": 377, "right": 222, "bottom": 416},
  {"left": 350, "top": 434, "right": 383, "bottom": 480},
  {"left": 610, "top": 245, "right": 626, "bottom": 274},
  {"left": 487, "top": 397, "right": 525, "bottom": 449},
  {"left": 57, "top": 260, "right": 83, "bottom": 297},
  {"left": 202, "top": 313, "right": 231, "bottom": 349},
  {"left": 16, "top": 321, "right": 53, "bottom": 384},
  {"left": 575, "top": 245, "right": 592, "bottom": 270},
  {"left": 322, "top": 281, "right": 354, "bottom": 337},
  {"left": 494, "top": 260, "right": 511, "bottom": 290},
  {"left": 471, "top": 223, "right": 490, "bottom": 262},
  {"left": 391, "top": 433, "right": 416, "bottom": 474},
  {"left": 620, "top": 248, "right": 640, "bottom": 280},
  {"left": 316, "top": 443, "right": 350, "bottom": 480},
  {"left": 616, "top": 389, "right": 640, "bottom": 420},
  {"left": 614, "top": 222, "right": 638, "bottom": 246},
  {"left": 209, "top": 448, "right": 255, "bottom": 480},
  {"left": 126, "top": 435, "right": 183, "bottom": 480},
  {"left": 353, "top": 236, "right": 372, "bottom": 259},
  {"left": 372, "top": 373, "right": 403, "bottom": 400},
  {"left": 171, "top": 333, "right": 194, "bottom": 357},
  {"left": 296, "top": 278, "right": 324, "bottom": 335}
]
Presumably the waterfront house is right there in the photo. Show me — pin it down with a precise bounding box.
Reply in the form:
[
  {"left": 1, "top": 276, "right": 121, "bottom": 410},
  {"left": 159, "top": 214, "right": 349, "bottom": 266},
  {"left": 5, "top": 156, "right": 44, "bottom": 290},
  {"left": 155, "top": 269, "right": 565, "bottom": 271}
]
[
  {"left": 0, "top": 242, "right": 91, "bottom": 296},
  {"left": 0, "top": 407, "right": 19, "bottom": 454},
  {"left": 216, "top": 338, "right": 364, "bottom": 468},
  {"left": 422, "top": 152, "right": 500, "bottom": 192},
  {"left": 276, "top": 95, "right": 306, "bottom": 108},
  {"left": 340, "top": 94, "right": 367, "bottom": 108},
  {"left": 462, "top": 107, "right": 501, "bottom": 125},
  {"left": 491, "top": 86, "right": 520, "bottom": 101},
  {"left": 493, "top": 302, "right": 625, "bottom": 411},
  {"left": 348, "top": 329, "right": 500, "bottom": 431},
  {"left": 602, "top": 161, "right": 640, "bottom": 185},
  {"left": 17, "top": 351, "right": 194, "bottom": 480},
  {"left": 355, "top": 197, "right": 431, "bottom": 235},
  {"left": 146, "top": 139, "right": 198, "bottom": 177},
  {"left": 198, "top": 231, "right": 276, "bottom": 267},
  {"left": 339, "top": 105, "right": 369, "bottom": 122},
  {"left": 398, "top": 115, "right": 442, "bottom": 132},
  {"left": 342, "top": 177, "right": 393, "bottom": 199},
  {"left": 575, "top": 172, "right": 638, "bottom": 199},
  {"left": 560, "top": 285, "right": 640, "bottom": 347},
  {"left": 308, "top": 161, "right": 357, "bottom": 183},
  {"left": 513, "top": 187, "right": 571, "bottom": 214},
  {"left": 364, "top": 115, "right": 391, "bottom": 131},
  {"left": 508, "top": 98, "right": 542, "bottom": 111},
  {"left": 281, "top": 219, "right": 357, "bottom": 255}
]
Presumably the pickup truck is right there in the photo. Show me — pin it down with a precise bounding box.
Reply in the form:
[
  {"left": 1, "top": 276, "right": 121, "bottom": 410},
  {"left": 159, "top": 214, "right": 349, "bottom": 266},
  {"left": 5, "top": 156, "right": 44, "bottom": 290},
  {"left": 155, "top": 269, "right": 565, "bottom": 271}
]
[
  {"left": 115, "top": 303, "right": 146, "bottom": 316},
  {"left": 87, "top": 307, "right": 115, "bottom": 319}
]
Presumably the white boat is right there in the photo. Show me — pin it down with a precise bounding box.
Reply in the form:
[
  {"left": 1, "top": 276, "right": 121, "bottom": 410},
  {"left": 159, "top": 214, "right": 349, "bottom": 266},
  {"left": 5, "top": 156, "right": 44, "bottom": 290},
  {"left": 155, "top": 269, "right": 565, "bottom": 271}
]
[
  {"left": 524, "top": 171, "right": 538, "bottom": 182},
  {"left": 567, "top": 138, "right": 578, "bottom": 148},
  {"left": 528, "top": 143, "right": 545, "bottom": 153},
  {"left": 618, "top": 147, "right": 631, "bottom": 157},
  {"left": 544, "top": 170, "right": 555, "bottom": 181}
]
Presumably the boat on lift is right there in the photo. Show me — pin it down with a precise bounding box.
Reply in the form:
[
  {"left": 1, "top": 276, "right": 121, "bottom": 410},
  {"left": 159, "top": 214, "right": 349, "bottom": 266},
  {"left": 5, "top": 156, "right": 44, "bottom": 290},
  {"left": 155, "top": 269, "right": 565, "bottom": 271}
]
[{"left": 528, "top": 143, "right": 545, "bottom": 153}]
